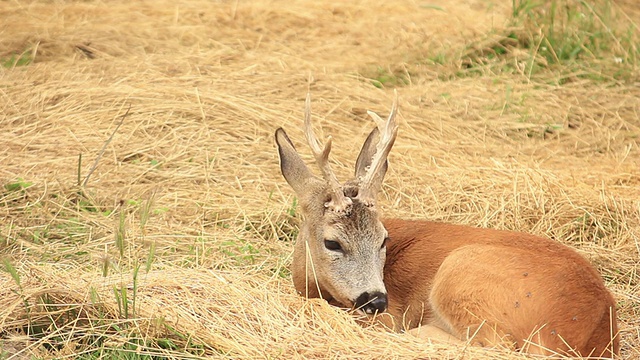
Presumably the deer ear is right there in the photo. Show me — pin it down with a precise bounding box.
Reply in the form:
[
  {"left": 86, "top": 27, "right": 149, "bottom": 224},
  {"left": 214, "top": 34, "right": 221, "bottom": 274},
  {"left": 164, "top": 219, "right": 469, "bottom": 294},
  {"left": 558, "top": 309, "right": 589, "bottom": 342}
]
[
  {"left": 355, "top": 127, "right": 388, "bottom": 180},
  {"left": 275, "top": 128, "right": 318, "bottom": 195}
]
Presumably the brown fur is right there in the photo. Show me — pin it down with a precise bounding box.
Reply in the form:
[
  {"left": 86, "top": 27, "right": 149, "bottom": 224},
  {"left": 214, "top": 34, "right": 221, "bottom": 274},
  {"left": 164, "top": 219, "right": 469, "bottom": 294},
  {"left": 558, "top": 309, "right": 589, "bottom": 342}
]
[{"left": 380, "top": 219, "right": 619, "bottom": 357}]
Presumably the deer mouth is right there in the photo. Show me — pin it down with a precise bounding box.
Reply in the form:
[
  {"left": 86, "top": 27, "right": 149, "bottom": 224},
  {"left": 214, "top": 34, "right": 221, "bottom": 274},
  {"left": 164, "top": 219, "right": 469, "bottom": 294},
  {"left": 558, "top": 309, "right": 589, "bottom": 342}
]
[{"left": 354, "top": 291, "right": 388, "bottom": 315}]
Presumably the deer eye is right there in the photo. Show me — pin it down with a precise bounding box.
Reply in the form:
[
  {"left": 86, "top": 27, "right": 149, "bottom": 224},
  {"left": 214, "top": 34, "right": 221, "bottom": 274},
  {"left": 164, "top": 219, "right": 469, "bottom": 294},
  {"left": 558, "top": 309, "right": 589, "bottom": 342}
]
[
  {"left": 324, "top": 240, "right": 343, "bottom": 252},
  {"left": 381, "top": 237, "right": 389, "bottom": 249}
]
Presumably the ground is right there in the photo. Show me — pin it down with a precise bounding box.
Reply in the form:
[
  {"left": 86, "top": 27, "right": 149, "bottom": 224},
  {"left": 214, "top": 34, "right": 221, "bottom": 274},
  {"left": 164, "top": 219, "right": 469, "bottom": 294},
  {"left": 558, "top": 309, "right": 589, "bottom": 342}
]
[{"left": 0, "top": 0, "right": 638, "bottom": 359}]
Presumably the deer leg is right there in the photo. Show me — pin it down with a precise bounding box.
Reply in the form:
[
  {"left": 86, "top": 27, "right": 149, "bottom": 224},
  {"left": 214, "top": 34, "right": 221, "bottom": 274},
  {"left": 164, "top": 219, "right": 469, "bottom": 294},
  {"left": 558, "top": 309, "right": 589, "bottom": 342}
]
[{"left": 408, "top": 324, "right": 463, "bottom": 345}]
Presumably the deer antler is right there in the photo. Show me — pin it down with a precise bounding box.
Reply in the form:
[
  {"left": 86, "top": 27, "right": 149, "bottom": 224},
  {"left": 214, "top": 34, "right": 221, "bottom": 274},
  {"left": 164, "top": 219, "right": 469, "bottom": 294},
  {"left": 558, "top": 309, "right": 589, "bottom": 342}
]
[
  {"left": 357, "top": 91, "right": 399, "bottom": 206},
  {"left": 303, "top": 93, "right": 353, "bottom": 214}
]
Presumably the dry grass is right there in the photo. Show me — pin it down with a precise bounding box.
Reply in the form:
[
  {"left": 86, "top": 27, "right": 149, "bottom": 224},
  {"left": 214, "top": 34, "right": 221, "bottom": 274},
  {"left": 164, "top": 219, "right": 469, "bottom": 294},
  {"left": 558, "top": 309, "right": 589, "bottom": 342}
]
[{"left": 1, "top": 0, "right": 639, "bottom": 359}]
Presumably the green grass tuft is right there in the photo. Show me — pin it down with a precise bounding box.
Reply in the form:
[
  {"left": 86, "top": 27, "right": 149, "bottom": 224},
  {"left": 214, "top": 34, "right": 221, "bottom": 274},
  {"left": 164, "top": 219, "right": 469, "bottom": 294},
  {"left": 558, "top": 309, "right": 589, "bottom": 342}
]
[
  {"left": 1, "top": 51, "right": 32, "bottom": 68},
  {"left": 365, "top": 67, "right": 410, "bottom": 88},
  {"left": 447, "top": 0, "right": 638, "bottom": 82}
]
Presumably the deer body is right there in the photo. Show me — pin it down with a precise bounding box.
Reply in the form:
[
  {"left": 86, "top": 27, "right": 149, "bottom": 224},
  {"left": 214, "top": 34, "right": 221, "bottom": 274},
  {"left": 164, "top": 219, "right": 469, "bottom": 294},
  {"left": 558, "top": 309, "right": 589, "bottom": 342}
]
[
  {"left": 275, "top": 93, "right": 618, "bottom": 358},
  {"left": 380, "top": 219, "right": 617, "bottom": 356}
]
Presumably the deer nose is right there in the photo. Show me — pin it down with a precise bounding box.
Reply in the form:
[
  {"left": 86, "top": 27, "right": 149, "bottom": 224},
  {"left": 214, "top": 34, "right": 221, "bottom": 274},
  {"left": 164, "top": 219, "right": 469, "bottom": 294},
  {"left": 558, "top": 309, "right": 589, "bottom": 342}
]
[{"left": 354, "top": 291, "right": 388, "bottom": 314}]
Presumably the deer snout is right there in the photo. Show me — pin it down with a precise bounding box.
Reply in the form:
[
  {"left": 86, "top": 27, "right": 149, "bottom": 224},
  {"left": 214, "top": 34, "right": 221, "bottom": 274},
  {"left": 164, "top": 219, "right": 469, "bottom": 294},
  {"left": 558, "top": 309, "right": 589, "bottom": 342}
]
[{"left": 354, "top": 291, "right": 388, "bottom": 314}]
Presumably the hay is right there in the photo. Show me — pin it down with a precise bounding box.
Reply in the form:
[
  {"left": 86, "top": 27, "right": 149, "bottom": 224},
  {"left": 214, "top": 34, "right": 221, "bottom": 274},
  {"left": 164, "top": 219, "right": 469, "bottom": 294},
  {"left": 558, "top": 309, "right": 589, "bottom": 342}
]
[{"left": 0, "top": 0, "right": 638, "bottom": 358}]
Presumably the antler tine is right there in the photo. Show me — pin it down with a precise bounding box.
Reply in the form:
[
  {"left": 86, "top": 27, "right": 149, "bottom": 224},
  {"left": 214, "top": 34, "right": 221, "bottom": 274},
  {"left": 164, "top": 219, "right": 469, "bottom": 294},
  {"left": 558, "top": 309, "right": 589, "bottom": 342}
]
[
  {"left": 366, "top": 110, "right": 386, "bottom": 132},
  {"left": 358, "top": 91, "right": 399, "bottom": 205},
  {"left": 303, "top": 93, "right": 352, "bottom": 213}
]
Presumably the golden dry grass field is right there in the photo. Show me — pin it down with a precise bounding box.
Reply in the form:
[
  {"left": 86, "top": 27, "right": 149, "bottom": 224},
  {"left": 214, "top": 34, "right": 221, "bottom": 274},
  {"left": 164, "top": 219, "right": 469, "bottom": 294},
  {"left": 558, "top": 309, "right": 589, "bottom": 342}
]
[{"left": 1, "top": 0, "right": 639, "bottom": 359}]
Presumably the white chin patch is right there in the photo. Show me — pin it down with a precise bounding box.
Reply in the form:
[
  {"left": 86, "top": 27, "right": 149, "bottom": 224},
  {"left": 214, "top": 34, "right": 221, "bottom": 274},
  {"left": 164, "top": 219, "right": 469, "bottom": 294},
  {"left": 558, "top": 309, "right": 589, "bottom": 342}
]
[
  {"left": 364, "top": 307, "right": 377, "bottom": 315},
  {"left": 354, "top": 308, "right": 369, "bottom": 317}
]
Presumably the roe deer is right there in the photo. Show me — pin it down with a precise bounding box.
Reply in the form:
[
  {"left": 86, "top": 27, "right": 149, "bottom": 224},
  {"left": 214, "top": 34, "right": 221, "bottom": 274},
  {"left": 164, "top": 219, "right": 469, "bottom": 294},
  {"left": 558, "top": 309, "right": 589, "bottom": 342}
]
[{"left": 274, "top": 93, "right": 619, "bottom": 358}]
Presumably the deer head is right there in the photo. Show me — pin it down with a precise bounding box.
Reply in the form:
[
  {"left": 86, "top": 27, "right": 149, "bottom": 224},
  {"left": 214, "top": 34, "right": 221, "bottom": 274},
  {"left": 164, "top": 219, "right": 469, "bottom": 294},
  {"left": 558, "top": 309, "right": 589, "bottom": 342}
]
[{"left": 275, "top": 92, "right": 399, "bottom": 315}]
